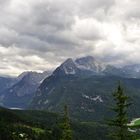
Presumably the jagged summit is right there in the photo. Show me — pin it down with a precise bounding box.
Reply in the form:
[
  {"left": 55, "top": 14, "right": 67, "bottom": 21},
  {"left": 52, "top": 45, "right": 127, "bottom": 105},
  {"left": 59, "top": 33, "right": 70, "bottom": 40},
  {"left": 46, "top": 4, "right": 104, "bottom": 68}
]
[
  {"left": 61, "top": 58, "right": 77, "bottom": 75},
  {"left": 47, "top": 56, "right": 140, "bottom": 78},
  {"left": 53, "top": 56, "right": 107, "bottom": 76},
  {"left": 53, "top": 58, "right": 78, "bottom": 76},
  {"left": 75, "top": 56, "right": 106, "bottom": 73}
]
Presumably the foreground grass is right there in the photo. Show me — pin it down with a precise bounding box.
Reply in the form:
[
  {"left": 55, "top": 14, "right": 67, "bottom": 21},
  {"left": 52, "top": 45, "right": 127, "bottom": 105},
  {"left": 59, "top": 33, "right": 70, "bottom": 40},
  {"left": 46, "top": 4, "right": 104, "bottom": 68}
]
[{"left": 128, "top": 118, "right": 140, "bottom": 127}]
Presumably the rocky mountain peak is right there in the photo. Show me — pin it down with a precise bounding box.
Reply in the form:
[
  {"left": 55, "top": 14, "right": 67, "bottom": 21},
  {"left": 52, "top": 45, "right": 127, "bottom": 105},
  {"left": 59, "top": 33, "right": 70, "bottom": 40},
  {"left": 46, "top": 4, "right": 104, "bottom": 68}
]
[
  {"left": 75, "top": 56, "right": 106, "bottom": 72},
  {"left": 53, "top": 58, "right": 78, "bottom": 75},
  {"left": 53, "top": 56, "right": 107, "bottom": 76}
]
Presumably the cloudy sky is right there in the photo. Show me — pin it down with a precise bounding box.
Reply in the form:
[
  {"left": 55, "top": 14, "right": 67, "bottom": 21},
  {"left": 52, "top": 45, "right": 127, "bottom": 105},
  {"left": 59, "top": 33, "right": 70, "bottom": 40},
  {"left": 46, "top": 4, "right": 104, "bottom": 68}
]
[{"left": 0, "top": 0, "right": 140, "bottom": 76}]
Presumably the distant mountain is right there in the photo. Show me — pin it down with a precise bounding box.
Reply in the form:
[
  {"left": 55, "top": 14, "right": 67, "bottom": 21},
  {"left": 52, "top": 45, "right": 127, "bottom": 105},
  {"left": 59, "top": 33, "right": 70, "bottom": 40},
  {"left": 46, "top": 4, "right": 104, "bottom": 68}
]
[
  {"left": 123, "top": 64, "right": 140, "bottom": 78},
  {"left": 0, "top": 77, "right": 17, "bottom": 93},
  {"left": 103, "top": 65, "right": 126, "bottom": 77},
  {"left": 29, "top": 56, "right": 140, "bottom": 121},
  {"left": 0, "top": 71, "right": 51, "bottom": 108},
  {"left": 0, "top": 76, "right": 17, "bottom": 106},
  {"left": 75, "top": 56, "right": 106, "bottom": 73},
  {"left": 104, "top": 64, "right": 140, "bottom": 78}
]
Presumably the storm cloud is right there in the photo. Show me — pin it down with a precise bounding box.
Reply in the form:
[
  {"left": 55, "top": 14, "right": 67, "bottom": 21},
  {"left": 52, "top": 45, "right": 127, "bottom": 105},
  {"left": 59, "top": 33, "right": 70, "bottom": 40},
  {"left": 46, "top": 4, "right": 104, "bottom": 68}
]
[{"left": 0, "top": 0, "right": 140, "bottom": 76}]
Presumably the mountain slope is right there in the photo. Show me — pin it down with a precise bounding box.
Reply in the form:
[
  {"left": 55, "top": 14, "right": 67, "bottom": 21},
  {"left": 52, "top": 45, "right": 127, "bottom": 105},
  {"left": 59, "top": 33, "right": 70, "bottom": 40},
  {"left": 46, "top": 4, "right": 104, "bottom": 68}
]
[
  {"left": 0, "top": 77, "right": 17, "bottom": 93},
  {"left": 1, "top": 71, "right": 51, "bottom": 108},
  {"left": 0, "top": 77, "right": 17, "bottom": 106},
  {"left": 30, "top": 73, "right": 140, "bottom": 121}
]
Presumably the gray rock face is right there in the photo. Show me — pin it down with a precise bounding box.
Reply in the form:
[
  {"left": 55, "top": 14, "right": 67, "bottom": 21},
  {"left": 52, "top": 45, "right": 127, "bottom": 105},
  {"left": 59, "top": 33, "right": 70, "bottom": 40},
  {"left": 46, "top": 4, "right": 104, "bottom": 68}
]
[
  {"left": 53, "top": 56, "right": 140, "bottom": 78},
  {"left": 0, "top": 71, "right": 51, "bottom": 108}
]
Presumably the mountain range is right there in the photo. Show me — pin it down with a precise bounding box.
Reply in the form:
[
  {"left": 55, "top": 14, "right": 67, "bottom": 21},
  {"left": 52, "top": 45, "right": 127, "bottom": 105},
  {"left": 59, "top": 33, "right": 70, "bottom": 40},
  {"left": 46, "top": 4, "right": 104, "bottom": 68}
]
[
  {"left": 29, "top": 56, "right": 140, "bottom": 121},
  {"left": 52, "top": 56, "right": 140, "bottom": 78},
  {"left": 1, "top": 56, "right": 140, "bottom": 121}
]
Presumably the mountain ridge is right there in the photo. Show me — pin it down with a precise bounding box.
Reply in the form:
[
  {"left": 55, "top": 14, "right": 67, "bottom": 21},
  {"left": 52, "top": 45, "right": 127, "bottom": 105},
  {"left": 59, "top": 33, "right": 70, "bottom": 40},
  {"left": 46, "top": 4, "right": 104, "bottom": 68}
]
[
  {"left": 29, "top": 56, "right": 140, "bottom": 121},
  {"left": 52, "top": 56, "right": 140, "bottom": 78},
  {"left": 0, "top": 71, "right": 51, "bottom": 108},
  {"left": 1, "top": 55, "right": 140, "bottom": 112}
]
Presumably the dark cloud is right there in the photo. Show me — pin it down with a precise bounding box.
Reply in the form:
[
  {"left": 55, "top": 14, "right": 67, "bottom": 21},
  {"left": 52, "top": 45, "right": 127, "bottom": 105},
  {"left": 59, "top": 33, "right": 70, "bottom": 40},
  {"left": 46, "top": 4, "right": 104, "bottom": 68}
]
[
  {"left": 0, "top": 0, "right": 139, "bottom": 76},
  {"left": 77, "top": 0, "right": 115, "bottom": 17}
]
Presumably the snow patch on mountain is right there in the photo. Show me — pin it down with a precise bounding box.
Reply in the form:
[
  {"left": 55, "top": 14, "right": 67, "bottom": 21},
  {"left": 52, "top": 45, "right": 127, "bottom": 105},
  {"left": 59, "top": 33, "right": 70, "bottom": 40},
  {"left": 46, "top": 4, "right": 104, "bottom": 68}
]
[
  {"left": 82, "top": 94, "right": 103, "bottom": 102},
  {"left": 44, "top": 99, "right": 49, "bottom": 104},
  {"left": 63, "top": 65, "right": 76, "bottom": 75}
]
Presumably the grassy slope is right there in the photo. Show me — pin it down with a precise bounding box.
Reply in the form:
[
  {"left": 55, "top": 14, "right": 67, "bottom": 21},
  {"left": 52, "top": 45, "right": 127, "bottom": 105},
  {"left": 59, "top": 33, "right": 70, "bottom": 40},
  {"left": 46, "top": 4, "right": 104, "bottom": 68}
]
[
  {"left": 128, "top": 118, "right": 140, "bottom": 140},
  {"left": 134, "top": 119, "right": 140, "bottom": 126}
]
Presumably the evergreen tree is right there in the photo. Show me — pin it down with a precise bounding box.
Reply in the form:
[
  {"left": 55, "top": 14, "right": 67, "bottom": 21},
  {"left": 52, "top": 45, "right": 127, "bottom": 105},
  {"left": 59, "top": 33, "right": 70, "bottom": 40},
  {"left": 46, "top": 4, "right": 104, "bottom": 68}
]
[
  {"left": 60, "top": 105, "right": 72, "bottom": 140},
  {"left": 108, "top": 83, "right": 133, "bottom": 140}
]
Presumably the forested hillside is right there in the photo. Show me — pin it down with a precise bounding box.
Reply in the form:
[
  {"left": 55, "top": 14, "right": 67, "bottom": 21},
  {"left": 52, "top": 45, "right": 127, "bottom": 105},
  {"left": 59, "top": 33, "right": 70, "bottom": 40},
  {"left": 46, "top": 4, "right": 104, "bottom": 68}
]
[{"left": 0, "top": 107, "right": 110, "bottom": 140}]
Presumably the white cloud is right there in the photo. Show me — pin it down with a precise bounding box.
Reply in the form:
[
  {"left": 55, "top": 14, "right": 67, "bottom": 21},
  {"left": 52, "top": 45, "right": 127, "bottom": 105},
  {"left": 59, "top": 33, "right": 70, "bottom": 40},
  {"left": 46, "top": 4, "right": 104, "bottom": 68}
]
[
  {"left": 73, "top": 17, "right": 104, "bottom": 41},
  {"left": 0, "top": 0, "right": 140, "bottom": 76}
]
